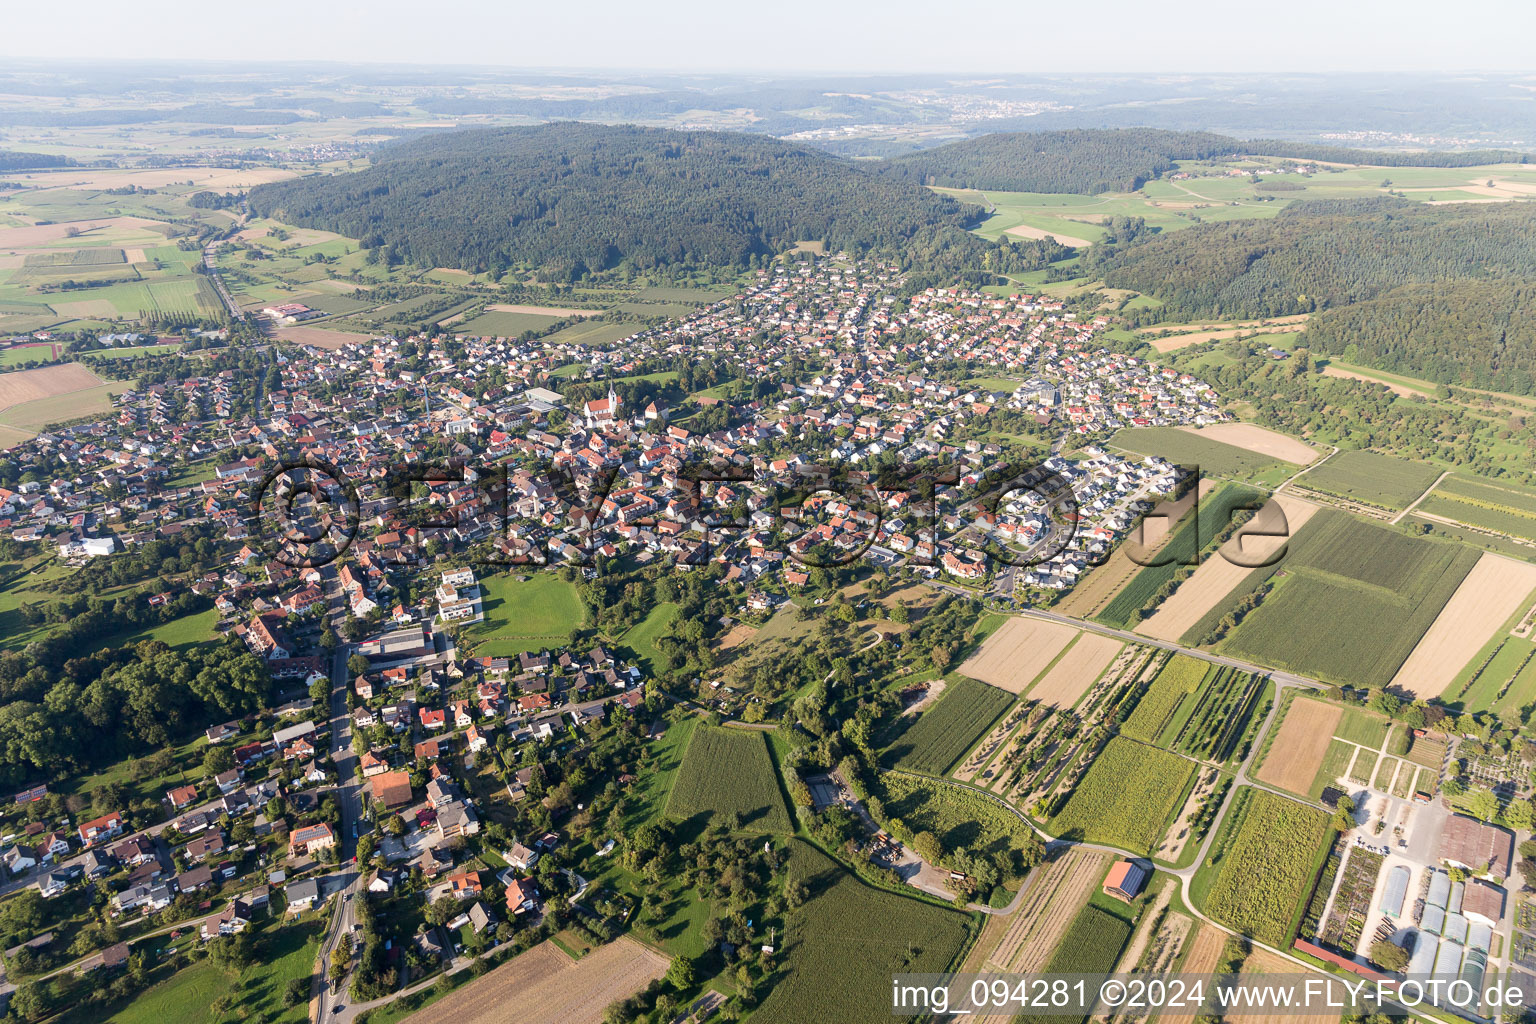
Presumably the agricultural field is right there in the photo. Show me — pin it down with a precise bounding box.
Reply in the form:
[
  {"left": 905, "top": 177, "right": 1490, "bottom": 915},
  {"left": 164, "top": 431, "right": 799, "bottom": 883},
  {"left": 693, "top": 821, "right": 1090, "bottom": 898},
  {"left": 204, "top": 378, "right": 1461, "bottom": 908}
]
[
  {"left": 889, "top": 676, "right": 1016, "bottom": 775},
  {"left": 1447, "top": 636, "right": 1536, "bottom": 714},
  {"left": 543, "top": 320, "right": 639, "bottom": 347},
  {"left": 1254, "top": 697, "right": 1342, "bottom": 795},
  {"left": 1025, "top": 633, "right": 1122, "bottom": 709},
  {"left": 665, "top": 725, "right": 793, "bottom": 833},
  {"left": 983, "top": 847, "right": 1112, "bottom": 972},
  {"left": 1120, "top": 655, "right": 1207, "bottom": 743},
  {"left": 462, "top": 573, "right": 586, "bottom": 655},
  {"left": 755, "top": 841, "right": 972, "bottom": 1024},
  {"left": 398, "top": 938, "right": 667, "bottom": 1024},
  {"left": 957, "top": 616, "right": 1078, "bottom": 693},
  {"left": 453, "top": 309, "right": 565, "bottom": 337},
  {"left": 1163, "top": 666, "right": 1265, "bottom": 762},
  {"left": 1139, "top": 495, "right": 1321, "bottom": 644},
  {"left": 1046, "top": 737, "right": 1194, "bottom": 855},
  {"left": 1418, "top": 474, "right": 1536, "bottom": 543},
  {"left": 1387, "top": 553, "right": 1536, "bottom": 699},
  {"left": 1033, "top": 902, "right": 1134, "bottom": 977},
  {"left": 1098, "top": 483, "right": 1265, "bottom": 629},
  {"left": 1333, "top": 707, "right": 1391, "bottom": 748},
  {"left": 1219, "top": 510, "right": 1481, "bottom": 688},
  {"left": 1199, "top": 788, "right": 1332, "bottom": 946},
  {"left": 1295, "top": 450, "right": 1441, "bottom": 511},
  {"left": 880, "top": 774, "right": 1039, "bottom": 882},
  {"left": 1110, "top": 426, "right": 1295, "bottom": 484}
]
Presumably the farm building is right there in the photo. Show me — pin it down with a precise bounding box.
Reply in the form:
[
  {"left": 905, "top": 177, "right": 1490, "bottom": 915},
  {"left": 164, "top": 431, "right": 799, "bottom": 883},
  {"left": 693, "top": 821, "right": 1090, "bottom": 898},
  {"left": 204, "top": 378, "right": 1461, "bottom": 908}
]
[
  {"left": 1102, "top": 860, "right": 1148, "bottom": 903},
  {"left": 1379, "top": 865, "right": 1410, "bottom": 918},
  {"left": 1439, "top": 815, "right": 1513, "bottom": 876},
  {"left": 1462, "top": 880, "right": 1505, "bottom": 926}
]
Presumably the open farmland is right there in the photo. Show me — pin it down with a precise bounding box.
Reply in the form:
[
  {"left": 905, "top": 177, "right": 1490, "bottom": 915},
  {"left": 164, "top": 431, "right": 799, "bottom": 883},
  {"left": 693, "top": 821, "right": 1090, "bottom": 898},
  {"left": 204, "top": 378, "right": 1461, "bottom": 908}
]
[
  {"left": 1388, "top": 552, "right": 1536, "bottom": 698},
  {"left": 1111, "top": 427, "right": 1292, "bottom": 483},
  {"left": 1417, "top": 474, "right": 1536, "bottom": 542},
  {"left": 1025, "top": 633, "right": 1123, "bottom": 708},
  {"left": 1181, "top": 422, "right": 1318, "bottom": 465},
  {"left": 1220, "top": 511, "right": 1481, "bottom": 688},
  {"left": 890, "top": 676, "right": 1016, "bottom": 775},
  {"left": 1165, "top": 666, "right": 1265, "bottom": 762},
  {"left": 957, "top": 615, "right": 1078, "bottom": 693},
  {"left": 1120, "top": 655, "right": 1208, "bottom": 744},
  {"left": 1200, "top": 788, "right": 1332, "bottom": 946},
  {"left": 399, "top": 938, "right": 667, "bottom": 1024},
  {"left": 1099, "top": 483, "right": 1265, "bottom": 628},
  {"left": 1047, "top": 737, "right": 1194, "bottom": 855},
  {"left": 1139, "top": 494, "right": 1320, "bottom": 643},
  {"left": 1254, "top": 698, "right": 1341, "bottom": 795},
  {"left": 985, "top": 847, "right": 1111, "bottom": 971},
  {"left": 755, "top": 840, "right": 972, "bottom": 1024},
  {"left": 0, "top": 362, "right": 105, "bottom": 407},
  {"left": 665, "top": 725, "right": 792, "bottom": 832},
  {"left": 1295, "top": 450, "right": 1441, "bottom": 510}
]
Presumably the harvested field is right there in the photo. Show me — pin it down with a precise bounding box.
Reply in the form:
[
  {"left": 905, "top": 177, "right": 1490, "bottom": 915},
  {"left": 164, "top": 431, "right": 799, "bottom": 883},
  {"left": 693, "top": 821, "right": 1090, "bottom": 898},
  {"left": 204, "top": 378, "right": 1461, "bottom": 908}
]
[
  {"left": 0, "top": 362, "right": 104, "bottom": 408},
  {"left": 1139, "top": 494, "right": 1320, "bottom": 643},
  {"left": 1255, "top": 699, "right": 1341, "bottom": 795},
  {"left": 957, "top": 616, "right": 1078, "bottom": 693},
  {"left": 401, "top": 937, "right": 667, "bottom": 1024},
  {"left": 1159, "top": 925, "right": 1226, "bottom": 1024},
  {"left": 986, "top": 847, "right": 1110, "bottom": 971},
  {"left": 1004, "top": 223, "right": 1093, "bottom": 247},
  {"left": 271, "top": 325, "right": 368, "bottom": 350},
  {"left": 1025, "top": 633, "right": 1123, "bottom": 708},
  {"left": 1178, "top": 423, "right": 1316, "bottom": 465},
  {"left": 484, "top": 302, "right": 603, "bottom": 317},
  {"left": 0, "top": 216, "right": 166, "bottom": 250},
  {"left": 1389, "top": 552, "right": 1536, "bottom": 699},
  {"left": 50, "top": 298, "right": 118, "bottom": 318},
  {"left": 1320, "top": 365, "right": 1427, "bottom": 397}
]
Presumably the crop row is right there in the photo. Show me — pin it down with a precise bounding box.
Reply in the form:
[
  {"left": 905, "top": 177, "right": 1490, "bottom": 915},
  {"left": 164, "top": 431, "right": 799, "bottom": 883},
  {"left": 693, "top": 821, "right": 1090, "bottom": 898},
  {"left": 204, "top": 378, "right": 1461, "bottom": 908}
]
[
  {"left": 666, "top": 725, "right": 793, "bottom": 833},
  {"left": 890, "top": 677, "right": 1015, "bottom": 775},
  {"left": 1120, "top": 655, "right": 1206, "bottom": 744},
  {"left": 1047, "top": 737, "right": 1194, "bottom": 855}
]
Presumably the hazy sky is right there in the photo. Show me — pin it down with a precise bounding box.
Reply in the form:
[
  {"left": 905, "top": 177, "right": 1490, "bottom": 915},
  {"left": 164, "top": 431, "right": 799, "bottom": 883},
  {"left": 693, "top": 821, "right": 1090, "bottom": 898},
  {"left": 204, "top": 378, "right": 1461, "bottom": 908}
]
[{"left": 8, "top": 0, "right": 1536, "bottom": 74}]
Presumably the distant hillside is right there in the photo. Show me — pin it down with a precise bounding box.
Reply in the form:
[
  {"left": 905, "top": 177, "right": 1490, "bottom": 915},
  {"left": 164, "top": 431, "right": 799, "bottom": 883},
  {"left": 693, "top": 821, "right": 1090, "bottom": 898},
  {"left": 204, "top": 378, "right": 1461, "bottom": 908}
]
[
  {"left": 0, "top": 150, "right": 76, "bottom": 171},
  {"left": 1080, "top": 198, "right": 1536, "bottom": 319},
  {"left": 870, "top": 128, "right": 1536, "bottom": 195},
  {"left": 873, "top": 129, "right": 1240, "bottom": 194},
  {"left": 248, "top": 123, "right": 1066, "bottom": 278}
]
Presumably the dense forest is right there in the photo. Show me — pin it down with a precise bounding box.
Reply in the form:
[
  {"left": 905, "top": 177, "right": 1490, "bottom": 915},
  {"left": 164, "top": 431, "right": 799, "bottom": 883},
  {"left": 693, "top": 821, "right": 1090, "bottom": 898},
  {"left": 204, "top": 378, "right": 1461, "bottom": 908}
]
[
  {"left": 1302, "top": 280, "right": 1536, "bottom": 394},
  {"left": 248, "top": 124, "right": 1065, "bottom": 280},
  {"left": 0, "top": 150, "right": 75, "bottom": 171},
  {"left": 869, "top": 129, "right": 1534, "bottom": 194},
  {"left": 874, "top": 129, "right": 1241, "bottom": 193},
  {"left": 1081, "top": 199, "right": 1536, "bottom": 319}
]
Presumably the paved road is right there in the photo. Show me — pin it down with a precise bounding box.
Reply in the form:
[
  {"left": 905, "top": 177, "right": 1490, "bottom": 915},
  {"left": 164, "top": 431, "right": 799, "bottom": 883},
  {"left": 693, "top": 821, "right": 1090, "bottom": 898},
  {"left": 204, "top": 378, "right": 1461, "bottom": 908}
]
[{"left": 311, "top": 638, "right": 365, "bottom": 1022}]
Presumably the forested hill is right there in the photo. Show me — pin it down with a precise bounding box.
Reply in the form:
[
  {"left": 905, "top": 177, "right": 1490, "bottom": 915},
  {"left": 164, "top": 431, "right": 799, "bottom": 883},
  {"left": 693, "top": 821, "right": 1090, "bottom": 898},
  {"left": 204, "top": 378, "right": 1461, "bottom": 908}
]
[
  {"left": 1304, "top": 280, "right": 1536, "bottom": 394},
  {"left": 247, "top": 123, "right": 1065, "bottom": 278},
  {"left": 869, "top": 128, "right": 1535, "bottom": 194},
  {"left": 873, "top": 129, "right": 1239, "bottom": 194},
  {"left": 0, "top": 150, "right": 76, "bottom": 171},
  {"left": 1080, "top": 198, "right": 1536, "bottom": 319}
]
